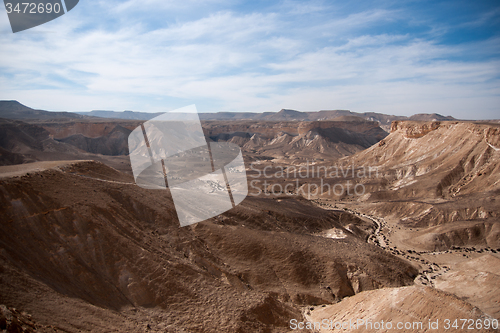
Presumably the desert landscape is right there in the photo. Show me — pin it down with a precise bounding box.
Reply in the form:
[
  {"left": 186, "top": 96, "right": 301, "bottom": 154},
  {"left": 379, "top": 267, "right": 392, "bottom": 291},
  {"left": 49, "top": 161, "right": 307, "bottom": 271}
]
[{"left": 0, "top": 100, "right": 498, "bottom": 332}]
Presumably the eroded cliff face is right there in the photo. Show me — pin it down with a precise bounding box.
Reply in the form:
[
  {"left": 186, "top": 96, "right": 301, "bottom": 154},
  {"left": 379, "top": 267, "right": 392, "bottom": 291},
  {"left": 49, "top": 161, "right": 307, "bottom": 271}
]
[
  {"left": 348, "top": 121, "right": 500, "bottom": 193},
  {"left": 31, "top": 119, "right": 388, "bottom": 160},
  {"left": 485, "top": 127, "right": 500, "bottom": 149},
  {"left": 390, "top": 120, "right": 442, "bottom": 138},
  {"left": 204, "top": 120, "right": 387, "bottom": 162},
  {"left": 204, "top": 120, "right": 386, "bottom": 140},
  {"left": 40, "top": 119, "right": 385, "bottom": 142}
]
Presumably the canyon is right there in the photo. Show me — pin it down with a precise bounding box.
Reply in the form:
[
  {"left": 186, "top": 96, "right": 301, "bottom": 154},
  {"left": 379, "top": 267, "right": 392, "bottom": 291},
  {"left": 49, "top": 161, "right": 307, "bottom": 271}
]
[{"left": 0, "top": 101, "right": 498, "bottom": 332}]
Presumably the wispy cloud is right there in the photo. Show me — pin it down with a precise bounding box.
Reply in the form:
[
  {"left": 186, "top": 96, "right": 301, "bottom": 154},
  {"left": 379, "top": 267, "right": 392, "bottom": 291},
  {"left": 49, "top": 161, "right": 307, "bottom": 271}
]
[{"left": 0, "top": 0, "right": 499, "bottom": 118}]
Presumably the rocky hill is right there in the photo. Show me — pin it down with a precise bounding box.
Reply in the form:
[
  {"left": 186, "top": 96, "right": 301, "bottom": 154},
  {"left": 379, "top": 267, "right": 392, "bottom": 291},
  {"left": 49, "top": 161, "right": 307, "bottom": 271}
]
[
  {"left": 306, "top": 120, "right": 500, "bottom": 319},
  {"left": 346, "top": 121, "right": 500, "bottom": 203},
  {"left": 330, "top": 121, "right": 500, "bottom": 245},
  {"left": 0, "top": 118, "right": 132, "bottom": 173},
  {"left": 1, "top": 101, "right": 498, "bottom": 331},
  {"left": 0, "top": 160, "right": 417, "bottom": 332}
]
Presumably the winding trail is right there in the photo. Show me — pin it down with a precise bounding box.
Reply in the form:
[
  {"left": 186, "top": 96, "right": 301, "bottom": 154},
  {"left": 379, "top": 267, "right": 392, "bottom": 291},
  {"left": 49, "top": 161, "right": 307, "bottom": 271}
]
[
  {"left": 312, "top": 200, "right": 452, "bottom": 287},
  {"left": 67, "top": 172, "right": 136, "bottom": 186},
  {"left": 314, "top": 200, "right": 500, "bottom": 291},
  {"left": 345, "top": 208, "right": 451, "bottom": 287}
]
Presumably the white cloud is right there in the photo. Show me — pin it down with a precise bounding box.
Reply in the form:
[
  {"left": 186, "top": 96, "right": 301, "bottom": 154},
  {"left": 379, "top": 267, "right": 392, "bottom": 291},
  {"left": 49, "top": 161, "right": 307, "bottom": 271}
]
[{"left": 0, "top": 1, "right": 499, "bottom": 119}]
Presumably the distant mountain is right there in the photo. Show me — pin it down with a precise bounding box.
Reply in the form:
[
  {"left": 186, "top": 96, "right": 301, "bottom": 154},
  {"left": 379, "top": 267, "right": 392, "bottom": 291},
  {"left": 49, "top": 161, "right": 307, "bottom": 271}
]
[
  {"left": 76, "top": 109, "right": 459, "bottom": 128},
  {"left": 409, "top": 113, "right": 456, "bottom": 121},
  {"left": 0, "top": 100, "right": 87, "bottom": 121},
  {"left": 1, "top": 101, "right": 458, "bottom": 132},
  {"left": 0, "top": 100, "right": 34, "bottom": 112},
  {"left": 77, "top": 110, "right": 164, "bottom": 120},
  {"left": 200, "top": 109, "right": 452, "bottom": 132},
  {"left": 77, "top": 106, "right": 457, "bottom": 127},
  {"left": 264, "top": 109, "right": 309, "bottom": 121}
]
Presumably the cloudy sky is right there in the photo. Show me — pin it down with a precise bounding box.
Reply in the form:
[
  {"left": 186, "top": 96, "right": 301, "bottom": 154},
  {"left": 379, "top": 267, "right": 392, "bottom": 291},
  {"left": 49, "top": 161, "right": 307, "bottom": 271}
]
[{"left": 0, "top": 0, "right": 499, "bottom": 118}]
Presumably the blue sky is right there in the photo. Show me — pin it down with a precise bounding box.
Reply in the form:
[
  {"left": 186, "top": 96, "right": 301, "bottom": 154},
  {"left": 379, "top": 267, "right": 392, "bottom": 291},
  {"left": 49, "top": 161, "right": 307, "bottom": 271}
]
[{"left": 0, "top": 0, "right": 499, "bottom": 119}]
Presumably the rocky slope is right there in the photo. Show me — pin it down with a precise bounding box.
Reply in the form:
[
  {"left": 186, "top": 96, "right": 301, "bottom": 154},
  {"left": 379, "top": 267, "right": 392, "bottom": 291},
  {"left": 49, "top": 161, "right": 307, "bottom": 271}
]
[
  {"left": 3, "top": 118, "right": 387, "bottom": 162},
  {"left": 0, "top": 160, "right": 417, "bottom": 332},
  {"left": 57, "top": 125, "right": 132, "bottom": 156},
  {"left": 306, "top": 285, "right": 497, "bottom": 333},
  {"left": 434, "top": 254, "right": 500, "bottom": 318},
  {"left": 338, "top": 121, "right": 500, "bottom": 230},
  {"left": 0, "top": 118, "right": 84, "bottom": 165},
  {"left": 305, "top": 121, "right": 500, "bottom": 321},
  {"left": 1, "top": 103, "right": 497, "bottom": 331},
  {"left": 40, "top": 120, "right": 139, "bottom": 139},
  {"left": 0, "top": 118, "right": 133, "bottom": 174}
]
